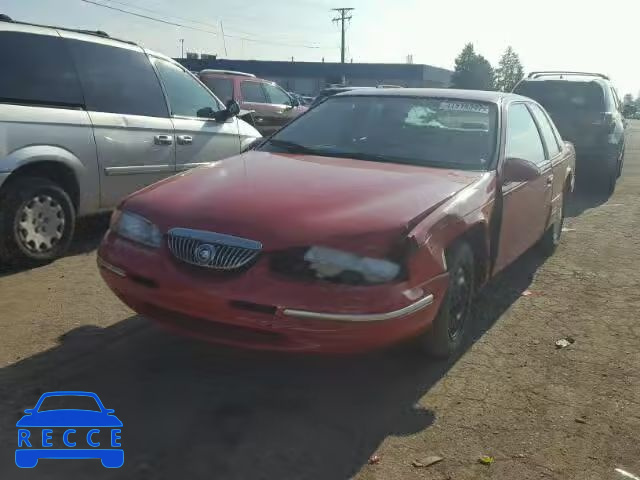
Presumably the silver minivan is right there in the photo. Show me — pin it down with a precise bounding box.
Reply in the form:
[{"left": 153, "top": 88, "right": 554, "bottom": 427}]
[{"left": 0, "top": 17, "right": 261, "bottom": 263}]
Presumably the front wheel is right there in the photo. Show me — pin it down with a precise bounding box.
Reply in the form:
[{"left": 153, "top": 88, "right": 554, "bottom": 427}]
[
  {"left": 421, "top": 243, "right": 475, "bottom": 358},
  {"left": 0, "top": 177, "right": 76, "bottom": 265}
]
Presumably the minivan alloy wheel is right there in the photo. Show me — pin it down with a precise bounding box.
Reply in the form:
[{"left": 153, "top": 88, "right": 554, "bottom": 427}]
[
  {"left": 16, "top": 195, "right": 66, "bottom": 253},
  {"left": 0, "top": 176, "right": 76, "bottom": 264}
]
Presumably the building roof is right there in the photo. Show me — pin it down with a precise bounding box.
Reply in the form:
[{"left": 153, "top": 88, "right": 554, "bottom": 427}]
[
  {"left": 338, "top": 88, "right": 523, "bottom": 103},
  {"left": 177, "top": 58, "right": 452, "bottom": 83}
]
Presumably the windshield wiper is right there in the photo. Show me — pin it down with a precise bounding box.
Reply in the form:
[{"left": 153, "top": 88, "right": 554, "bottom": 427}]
[{"left": 265, "top": 139, "right": 320, "bottom": 155}]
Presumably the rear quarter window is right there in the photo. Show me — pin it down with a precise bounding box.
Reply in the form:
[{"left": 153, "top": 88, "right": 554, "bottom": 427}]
[{"left": 0, "top": 32, "right": 83, "bottom": 107}]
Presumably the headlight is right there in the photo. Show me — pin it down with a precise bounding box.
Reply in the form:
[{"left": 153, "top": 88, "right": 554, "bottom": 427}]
[
  {"left": 304, "top": 246, "right": 401, "bottom": 284},
  {"left": 111, "top": 210, "right": 162, "bottom": 248}
]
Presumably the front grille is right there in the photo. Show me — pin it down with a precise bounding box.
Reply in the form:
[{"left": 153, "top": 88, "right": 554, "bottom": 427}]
[{"left": 167, "top": 228, "right": 262, "bottom": 270}]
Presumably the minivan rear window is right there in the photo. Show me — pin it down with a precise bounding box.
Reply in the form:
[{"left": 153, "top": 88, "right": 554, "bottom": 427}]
[
  {"left": 514, "top": 81, "right": 605, "bottom": 114},
  {"left": 0, "top": 32, "right": 83, "bottom": 107}
]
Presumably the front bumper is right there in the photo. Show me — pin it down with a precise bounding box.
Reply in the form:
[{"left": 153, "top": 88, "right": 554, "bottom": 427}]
[{"left": 98, "top": 233, "right": 448, "bottom": 353}]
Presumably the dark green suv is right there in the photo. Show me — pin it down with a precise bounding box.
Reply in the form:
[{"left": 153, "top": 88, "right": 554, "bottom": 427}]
[{"left": 513, "top": 71, "right": 625, "bottom": 194}]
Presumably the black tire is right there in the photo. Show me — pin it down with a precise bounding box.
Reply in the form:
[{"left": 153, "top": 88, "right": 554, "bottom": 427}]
[
  {"left": 617, "top": 147, "right": 625, "bottom": 179},
  {"left": 603, "top": 167, "right": 617, "bottom": 196},
  {"left": 421, "top": 243, "right": 475, "bottom": 359},
  {"left": 0, "top": 176, "right": 76, "bottom": 265},
  {"left": 539, "top": 188, "right": 565, "bottom": 256}
]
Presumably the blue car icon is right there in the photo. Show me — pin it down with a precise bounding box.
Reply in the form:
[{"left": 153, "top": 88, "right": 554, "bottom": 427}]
[{"left": 16, "top": 391, "right": 123, "bottom": 468}]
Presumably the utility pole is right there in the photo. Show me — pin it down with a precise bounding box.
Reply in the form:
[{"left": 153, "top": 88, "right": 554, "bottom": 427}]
[
  {"left": 219, "top": 22, "right": 228, "bottom": 57},
  {"left": 179, "top": 38, "right": 184, "bottom": 58},
  {"left": 332, "top": 8, "right": 354, "bottom": 64}
]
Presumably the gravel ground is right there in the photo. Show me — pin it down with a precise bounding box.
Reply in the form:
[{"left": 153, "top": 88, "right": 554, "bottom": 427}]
[{"left": 1, "top": 122, "right": 639, "bottom": 480}]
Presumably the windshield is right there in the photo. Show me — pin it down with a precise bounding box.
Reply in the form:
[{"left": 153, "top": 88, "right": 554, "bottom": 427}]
[
  {"left": 37, "top": 395, "right": 102, "bottom": 412},
  {"left": 514, "top": 80, "right": 605, "bottom": 115},
  {"left": 259, "top": 96, "right": 498, "bottom": 170}
]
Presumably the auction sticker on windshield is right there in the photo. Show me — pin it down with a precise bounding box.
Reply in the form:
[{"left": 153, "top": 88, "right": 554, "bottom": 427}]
[
  {"left": 15, "top": 391, "right": 123, "bottom": 468},
  {"left": 439, "top": 101, "right": 490, "bottom": 114}
]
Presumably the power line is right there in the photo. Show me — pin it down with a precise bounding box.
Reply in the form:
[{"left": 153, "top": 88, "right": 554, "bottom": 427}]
[
  {"left": 331, "top": 7, "right": 354, "bottom": 64},
  {"left": 80, "top": 0, "right": 328, "bottom": 49},
  {"left": 79, "top": 0, "right": 218, "bottom": 34}
]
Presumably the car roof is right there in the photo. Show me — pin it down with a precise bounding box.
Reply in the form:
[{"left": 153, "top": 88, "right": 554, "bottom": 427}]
[
  {"left": 518, "top": 76, "right": 609, "bottom": 86},
  {"left": 0, "top": 15, "right": 137, "bottom": 47},
  {"left": 199, "top": 69, "right": 257, "bottom": 78},
  {"left": 335, "top": 88, "right": 524, "bottom": 104},
  {"left": 321, "top": 86, "right": 375, "bottom": 93},
  {"left": 38, "top": 391, "right": 100, "bottom": 398}
]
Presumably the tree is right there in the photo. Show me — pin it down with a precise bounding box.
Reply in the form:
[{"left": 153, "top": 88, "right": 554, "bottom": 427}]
[
  {"left": 494, "top": 46, "right": 525, "bottom": 92},
  {"left": 450, "top": 43, "right": 495, "bottom": 90}
]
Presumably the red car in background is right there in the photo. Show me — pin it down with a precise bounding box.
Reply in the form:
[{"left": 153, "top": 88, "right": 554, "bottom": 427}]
[
  {"left": 98, "top": 89, "right": 575, "bottom": 357},
  {"left": 198, "top": 69, "right": 308, "bottom": 136}
]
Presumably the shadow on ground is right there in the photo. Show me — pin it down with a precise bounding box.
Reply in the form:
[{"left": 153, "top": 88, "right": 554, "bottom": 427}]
[
  {"left": 0, "top": 214, "right": 110, "bottom": 278},
  {"left": 0, "top": 248, "right": 546, "bottom": 480},
  {"left": 565, "top": 183, "right": 612, "bottom": 218}
]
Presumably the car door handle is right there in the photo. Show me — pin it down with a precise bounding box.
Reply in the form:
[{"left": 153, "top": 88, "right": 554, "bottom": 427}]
[
  {"left": 177, "top": 135, "right": 193, "bottom": 145},
  {"left": 154, "top": 135, "right": 173, "bottom": 146},
  {"left": 546, "top": 175, "right": 554, "bottom": 187}
]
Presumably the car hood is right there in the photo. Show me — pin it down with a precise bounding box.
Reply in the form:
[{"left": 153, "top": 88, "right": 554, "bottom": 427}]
[
  {"left": 126, "top": 151, "right": 485, "bottom": 253},
  {"left": 16, "top": 410, "right": 123, "bottom": 427}
]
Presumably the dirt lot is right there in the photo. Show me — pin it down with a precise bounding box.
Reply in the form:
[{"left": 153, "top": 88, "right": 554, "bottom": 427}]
[{"left": 1, "top": 123, "right": 639, "bottom": 480}]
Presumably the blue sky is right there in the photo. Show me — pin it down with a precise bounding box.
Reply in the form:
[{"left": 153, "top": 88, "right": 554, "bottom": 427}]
[{"left": 4, "top": 0, "right": 639, "bottom": 95}]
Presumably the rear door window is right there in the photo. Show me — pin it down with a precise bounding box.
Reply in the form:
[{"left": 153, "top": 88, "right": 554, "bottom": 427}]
[
  {"left": 201, "top": 77, "right": 234, "bottom": 105},
  {"left": 67, "top": 39, "right": 168, "bottom": 117},
  {"left": 0, "top": 32, "right": 83, "bottom": 107},
  {"left": 241, "top": 81, "right": 268, "bottom": 103}
]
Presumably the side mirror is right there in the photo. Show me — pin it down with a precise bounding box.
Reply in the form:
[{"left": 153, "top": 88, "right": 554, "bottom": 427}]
[
  {"left": 226, "top": 99, "right": 241, "bottom": 117},
  {"left": 24, "top": 408, "right": 34, "bottom": 414},
  {"left": 212, "top": 100, "right": 241, "bottom": 122},
  {"left": 503, "top": 157, "right": 541, "bottom": 182},
  {"left": 197, "top": 107, "right": 216, "bottom": 119},
  {"left": 290, "top": 96, "right": 300, "bottom": 108},
  {"left": 105, "top": 409, "right": 115, "bottom": 414}
]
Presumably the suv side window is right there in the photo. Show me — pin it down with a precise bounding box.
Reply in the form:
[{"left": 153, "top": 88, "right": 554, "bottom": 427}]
[
  {"left": 201, "top": 77, "right": 234, "bottom": 105},
  {"left": 528, "top": 104, "right": 561, "bottom": 158},
  {"left": 241, "top": 81, "right": 268, "bottom": 103},
  {"left": 0, "top": 32, "right": 83, "bottom": 107},
  {"left": 263, "top": 83, "right": 291, "bottom": 105},
  {"left": 153, "top": 59, "right": 220, "bottom": 117},
  {"left": 506, "top": 103, "right": 546, "bottom": 165},
  {"left": 67, "top": 39, "right": 168, "bottom": 117}
]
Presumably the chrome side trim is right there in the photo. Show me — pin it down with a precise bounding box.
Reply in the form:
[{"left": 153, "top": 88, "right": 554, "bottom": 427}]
[
  {"left": 97, "top": 257, "right": 126, "bottom": 277},
  {"left": 282, "top": 294, "right": 434, "bottom": 322},
  {"left": 104, "top": 165, "right": 174, "bottom": 176}
]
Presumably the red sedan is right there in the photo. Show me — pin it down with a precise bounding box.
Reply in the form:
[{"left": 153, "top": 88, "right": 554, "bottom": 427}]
[{"left": 98, "top": 89, "right": 575, "bottom": 357}]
